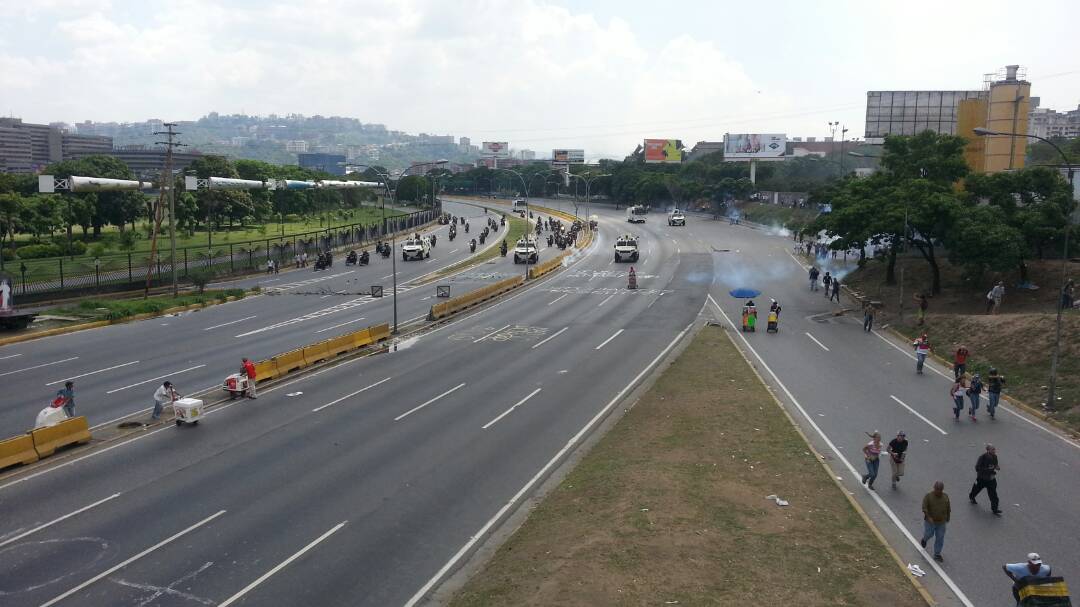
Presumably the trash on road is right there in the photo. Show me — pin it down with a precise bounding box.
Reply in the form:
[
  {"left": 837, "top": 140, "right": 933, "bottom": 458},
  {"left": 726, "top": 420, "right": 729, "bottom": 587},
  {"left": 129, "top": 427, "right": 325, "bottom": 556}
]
[
  {"left": 287, "top": 392, "right": 303, "bottom": 397},
  {"left": 765, "top": 494, "right": 789, "bottom": 506},
  {"left": 906, "top": 564, "right": 926, "bottom": 577}
]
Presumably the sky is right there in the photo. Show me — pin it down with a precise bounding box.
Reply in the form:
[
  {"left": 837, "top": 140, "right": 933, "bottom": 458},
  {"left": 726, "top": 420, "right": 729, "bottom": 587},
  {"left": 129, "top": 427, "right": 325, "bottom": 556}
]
[{"left": 2, "top": 0, "right": 1078, "bottom": 160}]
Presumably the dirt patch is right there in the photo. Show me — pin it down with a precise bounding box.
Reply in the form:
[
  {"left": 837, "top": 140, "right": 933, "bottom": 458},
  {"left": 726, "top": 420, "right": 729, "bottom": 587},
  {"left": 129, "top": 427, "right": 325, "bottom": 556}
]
[
  {"left": 844, "top": 255, "right": 1080, "bottom": 429},
  {"left": 448, "top": 326, "right": 926, "bottom": 607}
]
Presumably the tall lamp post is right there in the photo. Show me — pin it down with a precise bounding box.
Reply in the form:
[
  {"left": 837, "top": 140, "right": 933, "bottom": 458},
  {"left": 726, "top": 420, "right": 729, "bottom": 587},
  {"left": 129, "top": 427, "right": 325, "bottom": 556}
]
[
  {"left": 354, "top": 159, "right": 448, "bottom": 334},
  {"left": 975, "top": 127, "right": 1076, "bottom": 408},
  {"left": 494, "top": 168, "right": 532, "bottom": 282},
  {"left": 566, "top": 172, "right": 611, "bottom": 231}
]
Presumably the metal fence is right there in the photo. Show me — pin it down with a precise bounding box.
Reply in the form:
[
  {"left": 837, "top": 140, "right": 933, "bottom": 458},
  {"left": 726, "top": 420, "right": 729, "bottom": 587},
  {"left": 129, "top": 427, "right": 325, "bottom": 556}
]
[{"left": 6, "top": 206, "right": 440, "bottom": 301}]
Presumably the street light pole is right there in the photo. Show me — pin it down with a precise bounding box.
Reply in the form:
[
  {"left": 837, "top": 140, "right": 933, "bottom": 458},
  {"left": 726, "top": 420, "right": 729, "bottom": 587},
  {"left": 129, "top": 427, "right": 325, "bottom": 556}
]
[
  {"left": 974, "top": 128, "right": 1076, "bottom": 408},
  {"left": 494, "top": 168, "right": 531, "bottom": 282}
]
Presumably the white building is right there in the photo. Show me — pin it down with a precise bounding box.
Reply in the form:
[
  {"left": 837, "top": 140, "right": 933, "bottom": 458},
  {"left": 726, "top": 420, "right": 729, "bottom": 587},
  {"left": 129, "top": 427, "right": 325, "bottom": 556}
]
[
  {"left": 1028, "top": 101, "right": 1080, "bottom": 140},
  {"left": 285, "top": 140, "right": 309, "bottom": 153}
]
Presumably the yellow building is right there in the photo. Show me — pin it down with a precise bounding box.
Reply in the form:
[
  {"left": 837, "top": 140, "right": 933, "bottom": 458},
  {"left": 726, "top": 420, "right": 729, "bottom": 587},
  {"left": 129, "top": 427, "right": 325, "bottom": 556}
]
[{"left": 958, "top": 65, "right": 1031, "bottom": 174}]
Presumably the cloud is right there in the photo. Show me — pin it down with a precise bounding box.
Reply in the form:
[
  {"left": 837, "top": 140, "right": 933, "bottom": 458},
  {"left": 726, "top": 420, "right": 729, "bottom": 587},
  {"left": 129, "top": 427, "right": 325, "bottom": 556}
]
[{"left": 4, "top": 0, "right": 786, "bottom": 158}]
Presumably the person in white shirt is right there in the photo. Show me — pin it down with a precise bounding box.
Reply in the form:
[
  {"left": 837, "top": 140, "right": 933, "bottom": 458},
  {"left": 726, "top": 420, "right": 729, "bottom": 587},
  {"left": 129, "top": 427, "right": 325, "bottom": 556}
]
[{"left": 152, "top": 381, "right": 177, "bottom": 421}]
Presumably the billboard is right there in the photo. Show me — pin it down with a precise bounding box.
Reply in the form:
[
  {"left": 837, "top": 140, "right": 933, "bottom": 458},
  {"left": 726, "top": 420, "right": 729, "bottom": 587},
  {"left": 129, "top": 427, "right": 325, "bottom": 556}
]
[
  {"left": 723, "top": 133, "right": 787, "bottom": 159},
  {"left": 552, "top": 149, "right": 585, "bottom": 164},
  {"left": 481, "top": 141, "right": 510, "bottom": 158},
  {"left": 643, "top": 139, "right": 683, "bottom": 163}
]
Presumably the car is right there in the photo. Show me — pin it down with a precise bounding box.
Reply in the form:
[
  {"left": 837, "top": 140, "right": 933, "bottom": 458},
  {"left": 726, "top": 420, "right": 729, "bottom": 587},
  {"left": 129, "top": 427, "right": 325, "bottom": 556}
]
[
  {"left": 668, "top": 210, "right": 686, "bottom": 226},
  {"left": 513, "top": 236, "right": 539, "bottom": 264},
  {"left": 614, "top": 234, "right": 639, "bottom": 263},
  {"left": 401, "top": 238, "right": 430, "bottom": 261},
  {"left": 627, "top": 205, "right": 647, "bottom": 223}
]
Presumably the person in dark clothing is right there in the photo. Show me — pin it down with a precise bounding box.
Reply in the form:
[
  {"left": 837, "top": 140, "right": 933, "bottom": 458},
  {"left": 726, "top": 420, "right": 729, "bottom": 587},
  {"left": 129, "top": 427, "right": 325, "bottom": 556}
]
[
  {"left": 986, "top": 368, "right": 1005, "bottom": 419},
  {"left": 862, "top": 300, "right": 875, "bottom": 332},
  {"left": 953, "top": 345, "right": 970, "bottom": 379},
  {"left": 888, "top": 431, "right": 908, "bottom": 489},
  {"left": 969, "top": 444, "right": 1002, "bottom": 515}
]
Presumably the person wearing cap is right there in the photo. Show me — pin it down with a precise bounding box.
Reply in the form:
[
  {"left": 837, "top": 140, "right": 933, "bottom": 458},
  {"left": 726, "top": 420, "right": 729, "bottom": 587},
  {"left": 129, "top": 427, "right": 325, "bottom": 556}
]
[
  {"left": 1004, "top": 553, "right": 1051, "bottom": 605},
  {"left": 970, "top": 444, "right": 1002, "bottom": 515},
  {"left": 920, "top": 481, "right": 950, "bottom": 562},
  {"left": 861, "top": 431, "right": 883, "bottom": 490},
  {"left": 152, "top": 381, "right": 177, "bottom": 421},
  {"left": 887, "top": 431, "right": 909, "bottom": 489}
]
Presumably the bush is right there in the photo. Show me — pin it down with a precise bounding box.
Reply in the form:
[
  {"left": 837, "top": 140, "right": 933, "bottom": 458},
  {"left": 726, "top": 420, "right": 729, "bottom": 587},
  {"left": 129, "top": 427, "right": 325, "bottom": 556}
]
[
  {"left": 16, "top": 243, "right": 63, "bottom": 259},
  {"left": 189, "top": 267, "right": 214, "bottom": 293},
  {"left": 1, "top": 247, "right": 15, "bottom": 261},
  {"left": 285, "top": 214, "right": 301, "bottom": 223},
  {"left": 88, "top": 243, "right": 108, "bottom": 258}
]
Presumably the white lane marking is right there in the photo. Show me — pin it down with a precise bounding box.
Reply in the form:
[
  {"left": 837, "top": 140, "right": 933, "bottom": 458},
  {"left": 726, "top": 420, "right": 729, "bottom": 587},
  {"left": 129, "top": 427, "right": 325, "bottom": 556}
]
[
  {"left": 473, "top": 324, "right": 511, "bottom": 344},
  {"left": 0, "top": 353, "right": 23, "bottom": 360},
  {"left": 404, "top": 322, "right": 693, "bottom": 607},
  {"left": 314, "top": 317, "right": 367, "bottom": 334},
  {"left": 394, "top": 383, "right": 466, "bottom": 421},
  {"left": 647, "top": 292, "right": 666, "bottom": 308},
  {"left": 594, "top": 328, "right": 624, "bottom": 350},
  {"left": 105, "top": 364, "right": 206, "bottom": 394},
  {"left": 607, "top": 258, "right": 614, "bottom": 265},
  {"left": 805, "top": 332, "right": 830, "bottom": 352},
  {"left": 425, "top": 258, "right": 436, "bottom": 263},
  {"left": 547, "top": 294, "right": 568, "bottom": 306},
  {"left": 39, "top": 510, "right": 227, "bottom": 607},
  {"left": 202, "top": 315, "right": 257, "bottom": 331},
  {"left": 889, "top": 395, "right": 948, "bottom": 436},
  {"left": 482, "top": 388, "right": 542, "bottom": 429},
  {"left": 596, "top": 294, "right": 616, "bottom": 308},
  {"left": 381, "top": 274, "right": 395, "bottom": 280},
  {"left": 0, "top": 493, "right": 121, "bottom": 549},
  {"left": 312, "top": 377, "right": 393, "bottom": 412},
  {"left": 448, "top": 249, "right": 459, "bottom": 254},
  {"left": 45, "top": 360, "right": 140, "bottom": 386},
  {"left": 872, "top": 330, "right": 1080, "bottom": 449},
  {"left": 320, "top": 295, "right": 333, "bottom": 299},
  {"left": 707, "top": 294, "right": 974, "bottom": 607},
  {"left": 0, "top": 356, "right": 79, "bottom": 378},
  {"left": 218, "top": 521, "right": 347, "bottom": 607},
  {"left": 531, "top": 327, "right": 568, "bottom": 350}
]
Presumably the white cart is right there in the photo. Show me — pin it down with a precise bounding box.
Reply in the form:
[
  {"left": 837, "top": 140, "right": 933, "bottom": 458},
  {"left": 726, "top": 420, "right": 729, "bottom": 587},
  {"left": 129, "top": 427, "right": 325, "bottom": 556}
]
[{"left": 173, "top": 397, "right": 204, "bottom": 426}]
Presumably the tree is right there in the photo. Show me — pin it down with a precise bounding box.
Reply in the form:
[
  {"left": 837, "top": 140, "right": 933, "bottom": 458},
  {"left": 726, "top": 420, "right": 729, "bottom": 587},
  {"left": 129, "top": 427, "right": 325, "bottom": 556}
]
[
  {"left": 0, "top": 192, "right": 26, "bottom": 256},
  {"left": 395, "top": 176, "right": 428, "bottom": 203},
  {"left": 947, "top": 205, "right": 1025, "bottom": 280}
]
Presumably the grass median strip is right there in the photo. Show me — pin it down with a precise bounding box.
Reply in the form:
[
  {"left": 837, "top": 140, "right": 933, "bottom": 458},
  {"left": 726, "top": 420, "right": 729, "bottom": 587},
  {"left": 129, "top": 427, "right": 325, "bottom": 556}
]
[
  {"left": 449, "top": 325, "right": 925, "bottom": 607},
  {"left": 432, "top": 215, "right": 529, "bottom": 279}
]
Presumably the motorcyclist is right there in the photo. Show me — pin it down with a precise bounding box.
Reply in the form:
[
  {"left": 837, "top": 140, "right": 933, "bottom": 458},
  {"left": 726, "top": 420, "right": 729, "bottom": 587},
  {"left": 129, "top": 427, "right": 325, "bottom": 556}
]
[
  {"left": 500, "top": 239, "right": 508, "bottom": 256},
  {"left": 359, "top": 250, "right": 369, "bottom": 265},
  {"left": 469, "top": 238, "right": 477, "bottom": 253},
  {"left": 465, "top": 223, "right": 470, "bottom": 233}
]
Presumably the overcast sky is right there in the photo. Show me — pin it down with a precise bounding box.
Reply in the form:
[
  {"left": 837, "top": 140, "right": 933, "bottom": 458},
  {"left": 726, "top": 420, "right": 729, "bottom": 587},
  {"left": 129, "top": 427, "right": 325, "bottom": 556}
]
[{"left": 2, "top": 0, "right": 1077, "bottom": 159}]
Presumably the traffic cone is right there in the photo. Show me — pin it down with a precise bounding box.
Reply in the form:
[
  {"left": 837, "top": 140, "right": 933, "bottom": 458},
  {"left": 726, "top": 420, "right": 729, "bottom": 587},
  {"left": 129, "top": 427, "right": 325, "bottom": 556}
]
[{"left": 628, "top": 266, "right": 637, "bottom": 290}]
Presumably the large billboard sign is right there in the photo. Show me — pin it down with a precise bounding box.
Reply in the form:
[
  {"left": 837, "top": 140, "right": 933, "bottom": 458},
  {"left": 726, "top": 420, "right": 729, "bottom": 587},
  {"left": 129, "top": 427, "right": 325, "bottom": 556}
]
[
  {"left": 481, "top": 141, "right": 510, "bottom": 158},
  {"left": 552, "top": 149, "right": 585, "bottom": 164},
  {"left": 723, "top": 133, "right": 787, "bottom": 159},
  {"left": 643, "top": 139, "right": 683, "bottom": 163}
]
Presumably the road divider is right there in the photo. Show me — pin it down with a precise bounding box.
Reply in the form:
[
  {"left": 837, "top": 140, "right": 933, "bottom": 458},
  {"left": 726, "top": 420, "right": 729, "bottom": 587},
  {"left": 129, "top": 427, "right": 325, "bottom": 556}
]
[
  {"left": 31, "top": 416, "right": 92, "bottom": 458},
  {"left": 258, "top": 322, "right": 391, "bottom": 382},
  {"left": 0, "top": 434, "right": 39, "bottom": 469},
  {"left": 427, "top": 276, "right": 525, "bottom": 321}
]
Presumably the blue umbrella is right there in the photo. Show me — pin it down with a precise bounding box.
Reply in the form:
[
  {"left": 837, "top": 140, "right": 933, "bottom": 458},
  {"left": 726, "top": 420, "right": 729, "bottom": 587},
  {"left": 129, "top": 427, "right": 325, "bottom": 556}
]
[{"left": 729, "top": 288, "right": 761, "bottom": 299}]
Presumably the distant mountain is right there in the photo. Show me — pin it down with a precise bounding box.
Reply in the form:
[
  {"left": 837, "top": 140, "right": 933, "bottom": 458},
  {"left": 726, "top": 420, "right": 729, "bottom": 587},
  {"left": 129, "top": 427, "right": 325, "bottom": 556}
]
[{"left": 70, "top": 113, "right": 480, "bottom": 169}]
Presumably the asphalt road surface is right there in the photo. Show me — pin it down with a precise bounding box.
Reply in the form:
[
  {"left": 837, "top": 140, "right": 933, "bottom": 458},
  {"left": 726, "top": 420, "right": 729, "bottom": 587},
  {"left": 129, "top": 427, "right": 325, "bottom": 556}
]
[{"left": 0, "top": 199, "right": 1075, "bottom": 607}]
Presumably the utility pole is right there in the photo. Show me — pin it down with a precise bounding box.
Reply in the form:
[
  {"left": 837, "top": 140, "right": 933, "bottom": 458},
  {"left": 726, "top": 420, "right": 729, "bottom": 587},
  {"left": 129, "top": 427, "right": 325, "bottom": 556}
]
[{"left": 154, "top": 123, "right": 186, "bottom": 297}]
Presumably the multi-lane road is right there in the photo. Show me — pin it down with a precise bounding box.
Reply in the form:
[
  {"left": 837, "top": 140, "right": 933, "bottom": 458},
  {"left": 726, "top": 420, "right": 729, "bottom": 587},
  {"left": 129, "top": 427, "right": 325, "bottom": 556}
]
[{"left": 0, "top": 199, "right": 1075, "bottom": 606}]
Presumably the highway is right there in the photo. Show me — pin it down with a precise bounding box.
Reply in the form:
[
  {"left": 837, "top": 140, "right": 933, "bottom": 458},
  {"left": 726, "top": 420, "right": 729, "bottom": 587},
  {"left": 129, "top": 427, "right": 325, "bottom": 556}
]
[
  {"left": 0, "top": 200, "right": 517, "bottom": 434},
  {"left": 0, "top": 200, "right": 1076, "bottom": 606}
]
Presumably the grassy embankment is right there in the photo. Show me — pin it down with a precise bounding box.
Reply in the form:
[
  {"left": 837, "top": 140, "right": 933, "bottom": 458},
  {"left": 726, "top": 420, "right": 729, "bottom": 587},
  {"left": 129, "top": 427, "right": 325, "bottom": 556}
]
[{"left": 449, "top": 325, "right": 926, "bottom": 607}]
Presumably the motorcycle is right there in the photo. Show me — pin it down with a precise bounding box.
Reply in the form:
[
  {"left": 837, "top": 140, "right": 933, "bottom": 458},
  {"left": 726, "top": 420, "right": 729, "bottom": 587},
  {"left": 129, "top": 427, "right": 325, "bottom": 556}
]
[
  {"left": 500, "top": 216, "right": 505, "bottom": 226},
  {"left": 547, "top": 235, "right": 554, "bottom": 247},
  {"left": 380, "top": 244, "right": 391, "bottom": 258},
  {"left": 469, "top": 239, "right": 477, "bottom": 253},
  {"left": 500, "top": 240, "right": 508, "bottom": 257},
  {"left": 345, "top": 250, "right": 358, "bottom": 265},
  {"left": 449, "top": 228, "right": 456, "bottom": 241},
  {"left": 359, "top": 251, "right": 369, "bottom": 265}
]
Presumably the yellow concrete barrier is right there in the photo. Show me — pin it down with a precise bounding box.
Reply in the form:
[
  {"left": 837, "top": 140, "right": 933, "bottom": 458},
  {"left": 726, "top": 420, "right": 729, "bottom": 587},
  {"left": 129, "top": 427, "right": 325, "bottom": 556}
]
[
  {"left": 31, "top": 416, "right": 91, "bottom": 458},
  {"left": 428, "top": 275, "right": 524, "bottom": 320},
  {"left": 0, "top": 434, "right": 38, "bottom": 469},
  {"left": 302, "top": 342, "right": 330, "bottom": 365},
  {"left": 253, "top": 359, "right": 279, "bottom": 382},
  {"left": 323, "top": 334, "right": 356, "bottom": 358},
  {"left": 368, "top": 323, "right": 391, "bottom": 343},
  {"left": 273, "top": 349, "right": 307, "bottom": 375}
]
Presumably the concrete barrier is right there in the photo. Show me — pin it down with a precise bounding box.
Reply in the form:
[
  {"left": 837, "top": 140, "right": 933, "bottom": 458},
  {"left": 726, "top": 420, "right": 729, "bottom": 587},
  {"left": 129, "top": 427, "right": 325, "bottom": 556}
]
[
  {"left": 368, "top": 323, "right": 391, "bottom": 343},
  {"left": 253, "top": 359, "right": 279, "bottom": 382},
  {"left": 428, "top": 275, "right": 524, "bottom": 320},
  {"left": 30, "top": 416, "right": 91, "bottom": 458},
  {"left": 301, "top": 342, "right": 330, "bottom": 365},
  {"left": 0, "top": 434, "right": 38, "bottom": 470},
  {"left": 273, "top": 349, "right": 307, "bottom": 375},
  {"left": 323, "top": 334, "right": 356, "bottom": 358}
]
